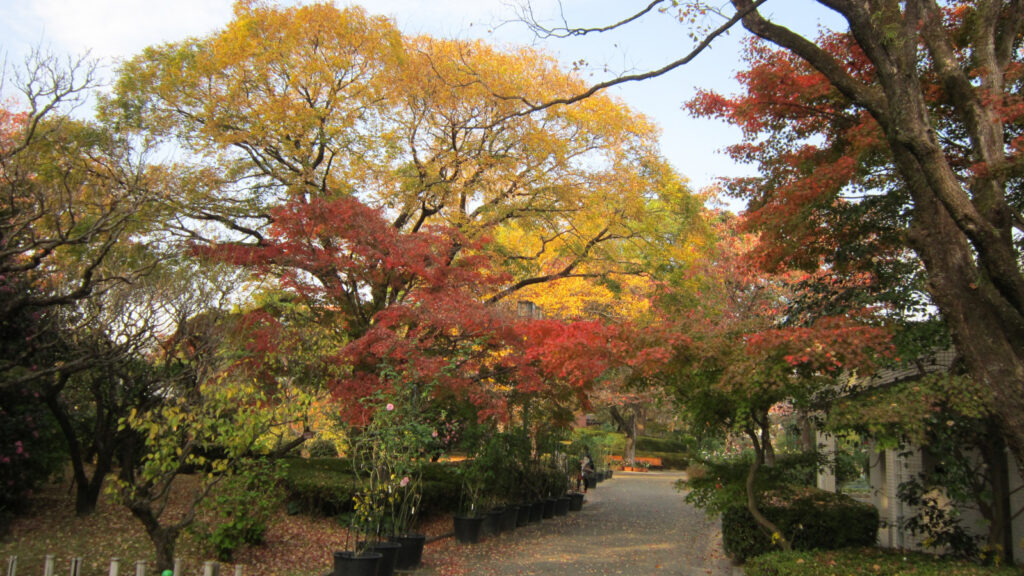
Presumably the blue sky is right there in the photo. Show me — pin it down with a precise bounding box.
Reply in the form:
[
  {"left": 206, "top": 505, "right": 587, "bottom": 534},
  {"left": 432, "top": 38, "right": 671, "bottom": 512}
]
[{"left": 0, "top": 0, "right": 843, "bottom": 200}]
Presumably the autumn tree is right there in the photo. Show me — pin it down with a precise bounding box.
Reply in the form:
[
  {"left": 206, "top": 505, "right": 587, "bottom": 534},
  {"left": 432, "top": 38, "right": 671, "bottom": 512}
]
[
  {"left": 98, "top": 2, "right": 709, "bottom": 447},
  {"left": 1, "top": 49, "right": 160, "bottom": 385},
  {"left": 0, "top": 48, "right": 194, "bottom": 519},
  {"left": 104, "top": 258, "right": 315, "bottom": 571},
  {"left": 515, "top": 0, "right": 1024, "bottom": 478},
  {"left": 658, "top": 221, "right": 891, "bottom": 548},
  {"left": 105, "top": 2, "right": 685, "bottom": 317}
]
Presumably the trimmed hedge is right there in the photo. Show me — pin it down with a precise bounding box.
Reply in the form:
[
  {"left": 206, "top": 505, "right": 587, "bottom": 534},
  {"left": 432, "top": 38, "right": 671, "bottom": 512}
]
[
  {"left": 636, "top": 436, "right": 689, "bottom": 453},
  {"left": 636, "top": 450, "right": 689, "bottom": 469},
  {"left": 723, "top": 489, "right": 879, "bottom": 563},
  {"left": 744, "top": 548, "right": 1020, "bottom": 576},
  {"left": 281, "top": 458, "right": 499, "bottom": 517},
  {"left": 281, "top": 458, "right": 357, "bottom": 516}
]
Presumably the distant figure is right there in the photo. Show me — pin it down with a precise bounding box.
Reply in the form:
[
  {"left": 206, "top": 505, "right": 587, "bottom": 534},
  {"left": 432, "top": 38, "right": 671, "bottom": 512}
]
[{"left": 581, "top": 451, "right": 595, "bottom": 493}]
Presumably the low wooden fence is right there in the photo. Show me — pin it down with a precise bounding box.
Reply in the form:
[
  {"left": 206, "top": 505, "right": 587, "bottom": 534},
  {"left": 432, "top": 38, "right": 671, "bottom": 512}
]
[{"left": 6, "top": 556, "right": 243, "bottom": 576}]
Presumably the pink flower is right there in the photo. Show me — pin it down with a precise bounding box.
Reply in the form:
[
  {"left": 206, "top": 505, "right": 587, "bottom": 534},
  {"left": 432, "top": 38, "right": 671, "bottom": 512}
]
[
  {"left": 386, "top": 403, "right": 395, "bottom": 411},
  {"left": 400, "top": 476, "right": 410, "bottom": 487},
  {"left": 432, "top": 430, "right": 438, "bottom": 438}
]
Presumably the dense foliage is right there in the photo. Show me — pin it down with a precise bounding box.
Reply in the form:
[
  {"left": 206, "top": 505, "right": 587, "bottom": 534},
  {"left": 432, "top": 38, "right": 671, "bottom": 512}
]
[
  {"left": 743, "top": 548, "right": 1021, "bottom": 576},
  {"left": 722, "top": 490, "right": 879, "bottom": 563}
]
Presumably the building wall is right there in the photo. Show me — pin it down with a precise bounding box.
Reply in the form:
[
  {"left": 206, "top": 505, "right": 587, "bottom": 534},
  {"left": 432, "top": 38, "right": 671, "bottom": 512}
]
[{"left": 819, "top": 438, "right": 1024, "bottom": 563}]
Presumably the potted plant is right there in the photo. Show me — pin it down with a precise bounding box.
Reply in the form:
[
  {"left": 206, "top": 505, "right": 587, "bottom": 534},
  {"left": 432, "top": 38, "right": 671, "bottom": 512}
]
[
  {"left": 453, "top": 455, "right": 488, "bottom": 543},
  {"left": 349, "top": 373, "right": 438, "bottom": 572}
]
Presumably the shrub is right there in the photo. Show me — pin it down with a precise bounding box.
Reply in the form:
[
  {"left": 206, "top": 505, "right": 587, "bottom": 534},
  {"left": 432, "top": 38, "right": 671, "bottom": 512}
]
[
  {"left": 281, "top": 457, "right": 358, "bottom": 516},
  {"left": 191, "top": 459, "right": 282, "bottom": 561},
  {"left": 683, "top": 451, "right": 821, "bottom": 517},
  {"left": 283, "top": 458, "right": 465, "bottom": 518},
  {"left": 722, "top": 489, "right": 879, "bottom": 563},
  {"left": 0, "top": 386, "right": 65, "bottom": 535},
  {"left": 743, "top": 547, "right": 1020, "bottom": 576},
  {"left": 636, "top": 436, "right": 689, "bottom": 453},
  {"left": 636, "top": 450, "right": 689, "bottom": 469},
  {"left": 306, "top": 437, "right": 339, "bottom": 458}
]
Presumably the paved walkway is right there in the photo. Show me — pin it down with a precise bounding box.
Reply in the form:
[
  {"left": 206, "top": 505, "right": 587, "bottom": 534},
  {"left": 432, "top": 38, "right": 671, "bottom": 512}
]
[{"left": 419, "top": 471, "right": 744, "bottom": 576}]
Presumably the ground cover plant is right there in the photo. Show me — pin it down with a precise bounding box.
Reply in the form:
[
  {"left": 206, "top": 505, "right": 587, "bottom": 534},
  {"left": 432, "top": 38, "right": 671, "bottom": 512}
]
[{"left": 743, "top": 547, "right": 1021, "bottom": 576}]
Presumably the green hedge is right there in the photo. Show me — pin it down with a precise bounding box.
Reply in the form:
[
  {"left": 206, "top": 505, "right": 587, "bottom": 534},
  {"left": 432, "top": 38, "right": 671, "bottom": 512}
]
[
  {"left": 635, "top": 450, "right": 689, "bottom": 469},
  {"left": 281, "top": 458, "right": 358, "bottom": 516},
  {"left": 744, "top": 548, "right": 1020, "bottom": 576},
  {"left": 282, "top": 458, "right": 464, "bottom": 517},
  {"left": 281, "top": 456, "right": 572, "bottom": 518},
  {"left": 636, "top": 436, "right": 689, "bottom": 453},
  {"left": 723, "top": 489, "right": 879, "bottom": 563}
]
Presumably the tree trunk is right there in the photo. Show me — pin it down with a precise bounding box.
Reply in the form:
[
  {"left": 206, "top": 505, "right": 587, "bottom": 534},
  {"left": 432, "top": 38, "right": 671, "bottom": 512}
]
[
  {"left": 43, "top": 386, "right": 111, "bottom": 516},
  {"left": 743, "top": 426, "right": 791, "bottom": 551},
  {"left": 798, "top": 413, "right": 816, "bottom": 453},
  {"left": 981, "top": 420, "right": 1014, "bottom": 565},
  {"left": 733, "top": 0, "right": 1024, "bottom": 486},
  {"left": 129, "top": 503, "right": 181, "bottom": 572},
  {"left": 609, "top": 405, "right": 637, "bottom": 465},
  {"left": 760, "top": 422, "right": 775, "bottom": 467}
]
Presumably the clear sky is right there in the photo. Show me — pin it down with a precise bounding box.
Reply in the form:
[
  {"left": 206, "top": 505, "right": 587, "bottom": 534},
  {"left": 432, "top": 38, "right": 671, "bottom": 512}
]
[{"left": 0, "top": 0, "right": 843, "bottom": 200}]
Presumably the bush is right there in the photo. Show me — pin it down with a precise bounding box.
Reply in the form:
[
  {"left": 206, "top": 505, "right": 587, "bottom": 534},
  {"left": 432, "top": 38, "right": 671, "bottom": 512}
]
[
  {"left": 192, "top": 459, "right": 282, "bottom": 561},
  {"left": 282, "top": 458, "right": 466, "bottom": 518},
  {"left": 636, "top": 436, "right": 689, "bottom": 453},
  {"left": 722, "top": 489, "right": 879, "bottom": 563},
  {"left": 636, "top": 450, "right": 689, "bottom": 469},
  {"left": 743, "top": 548, "right": 1020, "bottom": 576},
  {"left": 281, "top": 458, "right": 358, "bottom": 516},
  {"left": 683, "top": 452, "right": 821, "bottom": 517},
  {"left": 306, "top": 437, "right": 339, "bottom": 458},
  {"left": 0, "top": 385, "right": 65, "bottom": 534}
]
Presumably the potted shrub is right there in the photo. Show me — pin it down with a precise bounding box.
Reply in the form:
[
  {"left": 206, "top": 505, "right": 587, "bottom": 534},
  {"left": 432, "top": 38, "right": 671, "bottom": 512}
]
[
  {"left": 453, "top": 456, "right": 488, "bottom": 543},
  {"left": 349, "top": 376, "right": 437, "bottom": 572}
]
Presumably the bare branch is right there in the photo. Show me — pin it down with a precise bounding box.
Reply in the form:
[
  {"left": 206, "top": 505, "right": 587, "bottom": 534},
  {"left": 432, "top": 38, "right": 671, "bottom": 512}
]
[
  {"left": 513, "top": 0, "right": 667, "bottom": 39},
  {"left": 490, "top": 0, "right": 771, "bottom": 116}
]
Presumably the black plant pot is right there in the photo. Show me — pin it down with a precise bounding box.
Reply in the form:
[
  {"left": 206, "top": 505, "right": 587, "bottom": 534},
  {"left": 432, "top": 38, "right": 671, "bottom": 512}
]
[
  {"left": 542, "top": 498, "right": 556, "bottom": 519},
  {"left": 388, "top": 533, "right": 426, "bottom": 570},
  {"left": 453, "top": 514, "right": 486, "bottom": 543},
  {"left": 554, "top": 496, "right": 571, "bottom": 516},
  {"left": 516, "top": 503, "right": 531, "bottom": 526},
  {"left": 568, "top": 492, "right": 584, "bottom": 511},
  {"left": 333, "top": 551, "right": 382, "bottom": 576},
  {"left": 486, "top": 508, "right": 505, "bottom": 535},
  {"left": 369, "top": 541, "right": 400, "bottom": 576},
  {"left": 529, "top": 501, "right": 544, "bottom": 522},
  {"left": 500, "top": 506, "right": 519, "bottom": 532}
]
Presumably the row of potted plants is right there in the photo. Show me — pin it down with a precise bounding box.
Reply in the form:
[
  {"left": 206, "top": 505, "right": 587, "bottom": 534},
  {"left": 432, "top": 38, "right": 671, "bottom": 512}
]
[
  {"left": 451, "top": 490, "right": 588, "bottom": 543},
  {"left": 329, "top": 376, "right": 617, "bottom": 575},
  {"left": 450, "top": 431, "right": 617, "bottom": 544}
]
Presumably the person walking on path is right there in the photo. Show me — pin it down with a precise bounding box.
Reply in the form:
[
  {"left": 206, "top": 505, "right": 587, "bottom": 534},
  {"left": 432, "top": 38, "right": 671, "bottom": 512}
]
[{"left": 421, "top": 470, "right": 742, "bottom": 576}]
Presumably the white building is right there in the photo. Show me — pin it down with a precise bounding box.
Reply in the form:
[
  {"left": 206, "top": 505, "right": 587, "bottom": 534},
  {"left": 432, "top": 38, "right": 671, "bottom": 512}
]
[{"left": 817, "top": 349, "right": 1024, "bottom": 563}]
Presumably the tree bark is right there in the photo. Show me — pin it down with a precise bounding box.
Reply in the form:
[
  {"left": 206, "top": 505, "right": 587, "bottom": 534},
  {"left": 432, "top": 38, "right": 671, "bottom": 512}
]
[
  {"left": 609, "top": 405, "right": 638, "bottom": 465},
  {"left": 981, "top": 419, "right": 1014, "bottom": 564},
  {"left": 743, "top": 424, "right": 791, "bottom": 551},
  {"left": 43, "top": 382, "right": 112, "bottom": 516},
  {"left": 129, "top": 503, "right": 181, "bottom": 572}
]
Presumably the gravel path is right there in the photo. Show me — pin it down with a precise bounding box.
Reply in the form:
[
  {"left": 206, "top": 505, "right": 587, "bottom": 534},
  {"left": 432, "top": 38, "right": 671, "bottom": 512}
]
[{"left": 418, "top": 471, "right": 744, "bottom": 576}]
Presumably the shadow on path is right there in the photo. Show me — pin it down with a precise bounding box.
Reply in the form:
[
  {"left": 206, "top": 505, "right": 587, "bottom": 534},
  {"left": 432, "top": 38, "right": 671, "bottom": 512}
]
[{"left": 419, "top": 471, "right": 744, "bottom": 576}]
